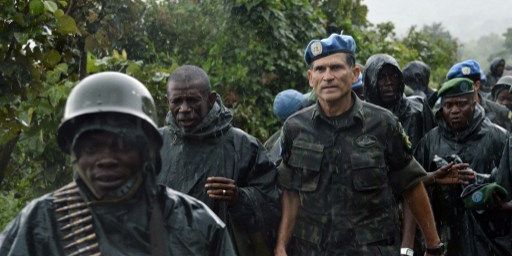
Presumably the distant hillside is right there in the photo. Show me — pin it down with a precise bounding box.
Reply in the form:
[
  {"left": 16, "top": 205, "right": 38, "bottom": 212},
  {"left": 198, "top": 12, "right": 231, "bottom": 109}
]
[{"left": 459, "top": 33, "right": 512, "bottom": 72}]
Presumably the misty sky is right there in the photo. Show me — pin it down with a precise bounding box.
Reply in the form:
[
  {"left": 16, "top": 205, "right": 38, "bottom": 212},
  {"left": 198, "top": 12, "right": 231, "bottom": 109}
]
[{"left": 364, "top": 0, "right": 512, "bottom": 42}]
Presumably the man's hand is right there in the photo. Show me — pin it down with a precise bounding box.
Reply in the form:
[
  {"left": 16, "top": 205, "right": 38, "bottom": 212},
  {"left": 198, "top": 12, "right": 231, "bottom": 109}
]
[
  {"left": 429, "top": 162, "right": 475, "bottom": 185},
  {"left": 205, "top": 176, "right": 238, "bottom": 205}
]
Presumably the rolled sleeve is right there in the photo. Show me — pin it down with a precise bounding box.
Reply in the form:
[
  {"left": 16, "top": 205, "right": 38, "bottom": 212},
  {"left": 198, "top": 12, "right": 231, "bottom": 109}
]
[{"left": 389, "top": 157, "right": 426, "bottom": 194}]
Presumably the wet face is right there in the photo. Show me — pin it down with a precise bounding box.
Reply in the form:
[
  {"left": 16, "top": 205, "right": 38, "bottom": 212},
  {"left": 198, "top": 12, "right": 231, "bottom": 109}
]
[
  {"left": 441, "top": 94, "right": 476, "bottom": 131},
  {"left": 377, "top": 64, "right": 401, "bottom": 105},
  {"left": 497, "top": 89, "right": 512, "bottom": 110},
  {"left": 167, "top": 82, "right": 215, "bottom": 131},
  {"left": 308, "top": 53, "right": 359, "bottom": 104},
  {"left": 75, "top": 131, "right": 141, "bottom": 197}
]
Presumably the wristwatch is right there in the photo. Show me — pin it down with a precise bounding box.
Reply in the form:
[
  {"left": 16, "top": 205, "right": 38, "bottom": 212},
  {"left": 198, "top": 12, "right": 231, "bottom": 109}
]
[
  {"left": 400, "top": 247, "right": 414, "bottom": 256},
  {"left": 426, "top": 242, "right": 445, "bottom": 255}
]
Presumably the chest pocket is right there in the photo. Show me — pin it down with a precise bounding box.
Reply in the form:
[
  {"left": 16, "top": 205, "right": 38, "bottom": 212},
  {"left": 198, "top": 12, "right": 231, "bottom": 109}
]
[
  {"left": 288, "top": 140, "right": 324, "bottom": 192},
  {"left": 351, "top": 150, "right": 387, "bottom": 191}
]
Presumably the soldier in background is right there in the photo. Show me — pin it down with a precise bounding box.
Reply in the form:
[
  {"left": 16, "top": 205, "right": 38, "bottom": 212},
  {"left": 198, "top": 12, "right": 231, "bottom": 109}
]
[
  {"left": 265, "top": 89, "right": 309, "bottom": 164},
  {"left": 403, "top": 60, "right": 434, "bottom": 99},
  {"left": 410, "top": 78, "right": 510, "bottom": 255},
  {"left": 363, "top": 53, "right": 436, "bottom": 149},
  {"left": 486, "top": 57, "right": 506, "bottom": 89},
  {"left": 0, "top": 72, "right": 235, "bottom": 255},
  {"left": 491, "top": 76, "right": 512, "bottom": 111},
  {"left": 446, "top": 59, "right": 512, "bottom": 131},
  {"left": 159, "top": 65, "right": 279, "bottom": 256}
]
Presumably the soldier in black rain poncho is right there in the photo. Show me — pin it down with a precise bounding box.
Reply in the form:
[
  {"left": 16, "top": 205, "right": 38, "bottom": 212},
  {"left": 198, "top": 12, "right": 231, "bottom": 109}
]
[
  {"left": 0, "top": 72, "right": 235, "bottom": 256},
  {"left": 158, "top": 65, "right": 279, "bottom": 256},
  {"left": 413, "top": 77, "right": 511, "bottom": 255},
  {"left": 486, "top": 57, "right": 506, "bottom": 89},
  {"left": 446, "top": 59, "right": 512, "bottom": 132},
  {"left": 403, "top": 60, "right": 435, "bottom": 99},
  {"left": 363, "top": 54, "right": 436, "bottom": 149}
]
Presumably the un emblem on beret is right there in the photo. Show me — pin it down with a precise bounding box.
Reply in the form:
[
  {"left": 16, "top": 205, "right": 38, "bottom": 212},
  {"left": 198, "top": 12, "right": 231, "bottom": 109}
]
[
  {"left": 461, "top": 67, "right": 471, "bottom": 75},
  {"left": 472, "top": 191, "right": 483, "bottom": 203},
  {"left": 311, "top": 41, "right": 323, "bottom": 56}
]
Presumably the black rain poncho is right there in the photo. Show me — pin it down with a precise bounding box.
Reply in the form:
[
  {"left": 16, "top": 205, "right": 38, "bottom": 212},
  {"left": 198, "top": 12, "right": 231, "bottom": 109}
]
[
  {"left": 363, "top": 54, "right": 436, "bottom": 148},
  {"left": 414, "top": 104, "right": 511, "bottom": 256},
  {"left": 0, "top": 174, "right": 235, "bottom": 255},
  {"left": 158, "top": 95, "right": 279, "bottom": 256}
]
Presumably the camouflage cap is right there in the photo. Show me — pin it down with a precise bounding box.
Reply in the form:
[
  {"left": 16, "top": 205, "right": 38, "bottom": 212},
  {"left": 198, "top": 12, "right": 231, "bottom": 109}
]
[
  {"left": 438, "top": 78, "right": 474, "bottom": 99},
  {"left": 461, "top": 183, "right": 508, "bottom": 210}
]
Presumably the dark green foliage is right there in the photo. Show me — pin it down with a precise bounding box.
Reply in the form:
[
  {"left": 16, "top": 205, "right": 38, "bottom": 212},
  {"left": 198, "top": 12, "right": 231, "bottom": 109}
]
[{"left": 0, "top": 0, "right": 459, "bottom": 229}]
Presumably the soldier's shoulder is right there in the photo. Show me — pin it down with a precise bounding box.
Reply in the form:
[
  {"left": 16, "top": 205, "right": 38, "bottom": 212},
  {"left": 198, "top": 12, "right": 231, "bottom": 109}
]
[
  {"left": 161, "top": 187, "right": 226, "bottom": 229},
  {"left": 405, "top": 96, "right": 426, "bottom": 114},
  {"left": 286, "top": 104, "right": 316, "bottom": 123},
  {"left": 486, "top": 99, "right": 509, "bottom": 114},
  {"left": 360, "top": 101, "right": 398, "bottom": 123},
  {"left": 484, "top": 117, "right": 509, "bottom": 137},
  {"left": 230, "top": 127, "right": 258, "bottom": 144}
]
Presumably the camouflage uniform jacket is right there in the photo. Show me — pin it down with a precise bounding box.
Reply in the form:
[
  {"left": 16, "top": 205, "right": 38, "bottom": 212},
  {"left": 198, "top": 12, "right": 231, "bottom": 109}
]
[
  {"left": 278, "top": 93, "right": 426, "bottom": 255},
  {"left": 414, "top": 104, "right": 510, "bottom": 256}
]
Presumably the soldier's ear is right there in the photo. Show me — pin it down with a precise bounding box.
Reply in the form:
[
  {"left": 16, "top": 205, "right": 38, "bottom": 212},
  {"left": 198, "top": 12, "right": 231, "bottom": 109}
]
[
  {"left": 307, "top": 68, "right": 314, "bottom": 88},
  {"left": 352, "top": 66, "right": 361, "bottom": 83}
]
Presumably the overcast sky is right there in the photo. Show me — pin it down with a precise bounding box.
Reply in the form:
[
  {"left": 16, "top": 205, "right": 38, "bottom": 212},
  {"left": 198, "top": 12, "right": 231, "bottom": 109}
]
[{"left": 363, "top": 0, "right": 512, "bottom": 42}]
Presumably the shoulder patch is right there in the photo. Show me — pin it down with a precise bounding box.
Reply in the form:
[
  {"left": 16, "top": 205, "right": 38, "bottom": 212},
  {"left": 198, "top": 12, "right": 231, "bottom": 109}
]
[
  {"left": 508, "top": 111, "right": 512, "bottom": 121},
  {"left": 398, "top": 122, "right": 412, "bottom": 151}
]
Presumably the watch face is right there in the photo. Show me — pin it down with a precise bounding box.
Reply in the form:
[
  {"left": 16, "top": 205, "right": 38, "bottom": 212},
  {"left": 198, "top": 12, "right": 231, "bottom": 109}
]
[{"left": 400, "top": 248, "right": 414, "bottom": 256}]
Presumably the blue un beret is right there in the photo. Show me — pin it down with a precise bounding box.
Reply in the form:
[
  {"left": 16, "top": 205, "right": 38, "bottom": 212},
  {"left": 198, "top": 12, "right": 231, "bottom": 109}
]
[
  {"left": 273, "top": 89, "right": 307, "bottom": 123},
  {"left": 352, "top": 73, "right": 363, "bottom": 90},
  {"left": 446, "top": 59, "right": 482, "bottom": 80},
  {"left": 304, "top": 33, "right": 356, "bottom": 66}
]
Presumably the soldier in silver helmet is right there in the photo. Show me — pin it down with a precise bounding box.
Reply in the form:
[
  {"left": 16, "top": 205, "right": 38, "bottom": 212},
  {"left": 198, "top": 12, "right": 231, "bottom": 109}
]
[{"left": 0, "top": 72, "right": 235, "bottom": 256}]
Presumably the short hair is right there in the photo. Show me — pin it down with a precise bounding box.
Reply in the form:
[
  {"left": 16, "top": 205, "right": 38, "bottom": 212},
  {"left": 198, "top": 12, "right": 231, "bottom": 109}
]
[{"left": 167, "top": 65, "right": 211, "bottom": 94}]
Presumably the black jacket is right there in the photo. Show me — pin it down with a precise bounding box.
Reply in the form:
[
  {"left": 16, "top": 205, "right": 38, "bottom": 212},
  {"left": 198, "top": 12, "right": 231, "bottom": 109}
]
[
  {"left": 414, "top": 104, "right": 510, "bottom": 256},
  {"left": 158, "top": 96, "right": 279, "bottom": 255},
  {"left": 0, "top": 179, "right": 235, "bottom": 255}
]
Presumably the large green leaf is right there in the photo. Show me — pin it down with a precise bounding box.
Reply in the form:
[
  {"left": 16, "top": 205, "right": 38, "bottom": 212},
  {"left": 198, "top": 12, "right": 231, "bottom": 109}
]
[
  {"left": 29, "top": 0, "right": 45, "bottom": 16},
  {"left": 42, "top": 49, "right": 61, "bottom": 67},
  {"left": 56, "top": 14, "right": 78, "bottom": 34}
]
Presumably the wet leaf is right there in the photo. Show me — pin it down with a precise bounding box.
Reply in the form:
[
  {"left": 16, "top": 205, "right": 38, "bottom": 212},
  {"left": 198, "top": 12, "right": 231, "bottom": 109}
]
[
  {"left": 54, "top": 8, "right": 64, "bottom": 17},
  {"left": 17, "top": 108, "right": 34, "bottom": 127},
  {"left": 43, "top": 1, "right": 58, "bottom": 13},
  {"left": 84, "top": 35, "right": 98, "bottom": 51},
  {"left": 29, "top": 0, "right": 45, "bottom": 16},
  {"left": 56, "top": 14, "right": 78, "bottom": 34},
  {"left": 126, "top": 62, "right": 141, "bottom": 75},
  {"left": 42, "top": 49, "right": 61, "bottom": 67},
  {"left": 13, "top": 33, "right": 29, "bottom": 43}
]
